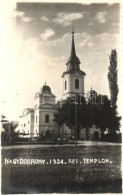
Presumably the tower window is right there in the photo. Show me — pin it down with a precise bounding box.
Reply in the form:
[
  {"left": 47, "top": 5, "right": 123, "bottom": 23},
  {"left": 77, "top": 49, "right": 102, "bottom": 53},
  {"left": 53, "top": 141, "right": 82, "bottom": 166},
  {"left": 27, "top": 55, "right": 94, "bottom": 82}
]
[
  {"left": 65, "top": 80, "right": 67, "bottom": 90},
  {"left": 45, "top": 114, "right": 49, "bottom": 123},
  {"left": 75, "top": 79, "right": 79, "bottom": 89},
  {"left": 36, "top": 115, "right": 38, "bottom": 123}
]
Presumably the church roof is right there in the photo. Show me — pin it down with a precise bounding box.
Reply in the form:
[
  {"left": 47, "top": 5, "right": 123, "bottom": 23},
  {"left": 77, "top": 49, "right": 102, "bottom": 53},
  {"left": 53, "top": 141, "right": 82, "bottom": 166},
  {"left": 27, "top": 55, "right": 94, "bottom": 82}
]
[
  {"left": 26, "top": 108, "right": 34, "bottom": 112},
  {"left": 20, "top": 108, "right": 34, "bottom": 117},
  {"left": 62, "top": 28, "right": 86, "bottom": 77},
  {"left": 86, "top": 88, "right": 97, "bottom": 99},
  {"left": 40, "top": 83, "right": 52, "bottom": 94},
  {"left": 34, "top": 82, "right": 56, "bottom": 99},
  {"left": 66, "top": 29, "right": 80, "bottom": 66}
]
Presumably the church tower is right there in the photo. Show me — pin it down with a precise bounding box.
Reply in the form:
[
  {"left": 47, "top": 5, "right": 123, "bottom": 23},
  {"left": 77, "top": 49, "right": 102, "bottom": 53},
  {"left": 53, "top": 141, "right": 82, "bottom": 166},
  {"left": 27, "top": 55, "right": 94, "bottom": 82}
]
[
  {"left": 62, "top": 29, "right": 86, "bottom": 98},
  {"left": 34, "top": 82, "right": 57, "bottom": 137}
]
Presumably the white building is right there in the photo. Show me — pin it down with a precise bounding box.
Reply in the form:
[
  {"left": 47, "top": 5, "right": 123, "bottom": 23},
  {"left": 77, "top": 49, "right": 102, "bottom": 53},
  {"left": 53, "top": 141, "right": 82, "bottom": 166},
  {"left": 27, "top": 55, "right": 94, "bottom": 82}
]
[{"left": 19, "top": 83, "right": 57, "bottom": 138}]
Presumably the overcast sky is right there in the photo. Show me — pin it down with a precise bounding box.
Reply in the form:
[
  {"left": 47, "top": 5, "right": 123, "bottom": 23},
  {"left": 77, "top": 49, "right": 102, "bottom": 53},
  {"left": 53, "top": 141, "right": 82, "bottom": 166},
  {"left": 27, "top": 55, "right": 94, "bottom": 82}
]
[{"left": 0, "top": 0, "right": 122, "bottom": 122}]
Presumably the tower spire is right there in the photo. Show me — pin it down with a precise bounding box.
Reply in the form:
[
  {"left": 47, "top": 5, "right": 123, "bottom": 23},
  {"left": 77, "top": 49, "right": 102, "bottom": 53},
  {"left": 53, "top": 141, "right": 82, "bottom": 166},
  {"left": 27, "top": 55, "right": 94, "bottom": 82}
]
[
  {"left": 66, "top": 27, "right": 80, "bottom": 70},
  {"left": 62, "top": 28, "right": 86, "bottom": 78},
  {"left": 70, "top": 26, "right": 76, "bottom": 58},
  {"left": 62, "top": 28, "right": 86, "bottom": 98}
]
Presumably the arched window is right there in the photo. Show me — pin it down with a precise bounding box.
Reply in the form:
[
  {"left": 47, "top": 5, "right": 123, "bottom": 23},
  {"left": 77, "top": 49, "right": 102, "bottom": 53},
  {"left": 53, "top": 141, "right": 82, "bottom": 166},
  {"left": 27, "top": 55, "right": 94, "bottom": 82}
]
[
  {"left": 75, "top": 79, "right": 79, "bottom": 89},
  {"left": 65, "top": 80, "right": 67, "bottom": 90},
  {"left": 36, "top": 115, "right": 38, "bottom": 123},
  {"left": 45, "top": 114, "right": 49, "bottom": 123}
]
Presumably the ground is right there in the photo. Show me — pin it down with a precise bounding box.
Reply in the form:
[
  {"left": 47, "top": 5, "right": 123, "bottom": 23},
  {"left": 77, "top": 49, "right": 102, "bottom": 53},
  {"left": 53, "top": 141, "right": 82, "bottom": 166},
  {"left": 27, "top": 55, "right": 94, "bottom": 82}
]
[{"left": 1, "top": 141, "right": 122, "bottom": 194}]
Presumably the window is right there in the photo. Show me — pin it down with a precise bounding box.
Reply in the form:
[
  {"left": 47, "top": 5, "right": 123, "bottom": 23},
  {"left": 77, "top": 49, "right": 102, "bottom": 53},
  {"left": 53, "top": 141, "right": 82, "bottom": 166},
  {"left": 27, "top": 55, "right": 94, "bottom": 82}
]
[
  {"left": 24, "top": 123, "right": 26, "bottom": 127},
  {"left": 45, "top": 114, "right": 49, "bottom": 123},
  {"left": 65, "top": 80, "right": 67, "bottom": 90},
  {"left": 75, "top": 79, "right": 79, "bottom": 89},
  {"left": 36, "top": 115, "right": 37, "bottom": 123}
]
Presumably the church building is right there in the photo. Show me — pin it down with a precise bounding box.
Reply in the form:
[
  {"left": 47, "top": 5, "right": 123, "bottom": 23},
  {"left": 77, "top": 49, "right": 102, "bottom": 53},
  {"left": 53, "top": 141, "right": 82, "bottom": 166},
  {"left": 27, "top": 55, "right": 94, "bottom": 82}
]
[
  {"left": 19, "top": 83, "right": 57, "bottom": 138},
  {"left": 18, "top": 29, "right": 102, "bottom": 141}
]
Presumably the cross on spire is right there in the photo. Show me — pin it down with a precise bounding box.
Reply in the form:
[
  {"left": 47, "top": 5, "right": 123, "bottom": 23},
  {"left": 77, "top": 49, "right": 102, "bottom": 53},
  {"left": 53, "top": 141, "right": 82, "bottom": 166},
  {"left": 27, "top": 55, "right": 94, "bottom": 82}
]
[{"left": 72, "top": 26, "right": 74, "bottom": 37}]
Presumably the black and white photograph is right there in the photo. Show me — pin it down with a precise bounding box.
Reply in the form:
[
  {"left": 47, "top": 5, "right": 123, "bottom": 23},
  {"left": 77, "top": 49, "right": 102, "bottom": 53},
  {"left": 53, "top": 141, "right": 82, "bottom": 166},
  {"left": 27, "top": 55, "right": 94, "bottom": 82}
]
[{"left": 0, "top": 0, "right": 122, "bottom": 194}]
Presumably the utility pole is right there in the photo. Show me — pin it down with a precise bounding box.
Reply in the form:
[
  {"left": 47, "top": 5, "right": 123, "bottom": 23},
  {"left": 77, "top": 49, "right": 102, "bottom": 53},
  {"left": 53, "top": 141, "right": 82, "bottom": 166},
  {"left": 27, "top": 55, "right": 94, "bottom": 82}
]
[
  {"left": 57, "top": 101, "right": 60, "bottom": 138},
  {"left": 75, "top": 94, "right": 82, "bottom": 147},
  {"left": 75, "top": 100, "right": 78, "bottom": 147}
]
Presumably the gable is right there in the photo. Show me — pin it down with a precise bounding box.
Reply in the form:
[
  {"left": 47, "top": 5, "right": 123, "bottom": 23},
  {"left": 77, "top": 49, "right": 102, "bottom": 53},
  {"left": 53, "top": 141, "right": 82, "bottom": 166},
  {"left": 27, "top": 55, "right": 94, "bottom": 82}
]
[{"left": 21, "top": 108, "right": 34, "bottom": 117}]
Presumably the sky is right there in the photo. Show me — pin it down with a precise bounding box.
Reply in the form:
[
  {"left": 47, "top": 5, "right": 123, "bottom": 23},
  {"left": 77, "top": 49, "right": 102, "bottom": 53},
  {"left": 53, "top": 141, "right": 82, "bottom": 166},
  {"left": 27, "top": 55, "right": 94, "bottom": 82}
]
[{"left": 0, "top": 0, "right": 122, "bottom": 124}]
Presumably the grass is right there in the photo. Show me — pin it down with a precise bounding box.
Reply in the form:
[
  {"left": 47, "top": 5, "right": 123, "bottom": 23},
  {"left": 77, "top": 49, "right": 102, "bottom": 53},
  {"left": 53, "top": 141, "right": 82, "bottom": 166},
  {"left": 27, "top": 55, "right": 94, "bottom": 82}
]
[{"left": 1, "top": 144, "right": 122, "bottom": 194}]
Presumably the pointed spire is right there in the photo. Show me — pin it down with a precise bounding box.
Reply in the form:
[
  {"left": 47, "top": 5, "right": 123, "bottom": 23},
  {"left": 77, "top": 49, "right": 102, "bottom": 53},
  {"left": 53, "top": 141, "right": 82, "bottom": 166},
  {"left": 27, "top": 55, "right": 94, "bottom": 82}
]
[
  {"left": 62, "top": 28, "right": 86, "bottom": 78},
  {"left": 70, "top": 26, "right": 76, "bottom": 59},
  {"left": 66, "top": 27, "right": 80, "bottom": 67}
]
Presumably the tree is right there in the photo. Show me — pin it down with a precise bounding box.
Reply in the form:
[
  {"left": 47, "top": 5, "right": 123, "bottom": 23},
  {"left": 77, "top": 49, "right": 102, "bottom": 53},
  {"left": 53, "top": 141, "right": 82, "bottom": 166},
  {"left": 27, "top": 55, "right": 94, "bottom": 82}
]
[
  {"left": 2, "top": 121, "right": 19, "bottom": 143},
  {"left": 95, "top": 95, "right": 111, "bottom": 140},
  {"left": 54, "top": 95, "right": 111, "bottom": 140},
  {"left": 108, "top": 49, "right": 118, "bottom": 107},
  {"left": 54, "top": 95, "right": 87, "bottom": 139},
  {"left": 54, "top": 107, "right": 67, "bottom": 130},
  {"left": 107, "top": 49, "right": 121, "bottom": 135}
]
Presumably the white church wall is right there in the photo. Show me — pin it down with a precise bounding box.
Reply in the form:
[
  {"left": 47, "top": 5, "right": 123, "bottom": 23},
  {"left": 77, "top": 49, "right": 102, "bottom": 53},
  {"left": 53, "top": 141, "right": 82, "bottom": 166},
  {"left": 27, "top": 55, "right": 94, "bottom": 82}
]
[
  {"left": 40, "top": 109, "right": 57, "bottom": 132},
  {"left": 33, "top": 109, "right": 40, "bottom": 137},
  {"left": 19, "top": 112, "right": 34, "bottom": 138},
  {"left": 34, "top": 107, "right": 57, "bottom": 137}
]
